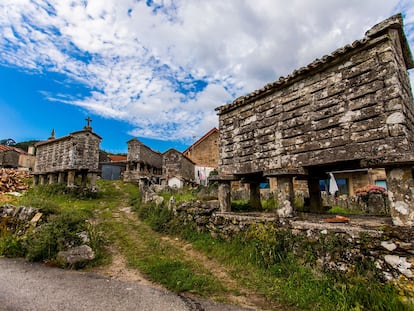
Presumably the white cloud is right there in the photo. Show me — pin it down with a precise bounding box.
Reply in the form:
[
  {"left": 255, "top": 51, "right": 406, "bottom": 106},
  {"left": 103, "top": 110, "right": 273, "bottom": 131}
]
[{"left": 0, "top": 0, "right": 413, "bottom": 142}]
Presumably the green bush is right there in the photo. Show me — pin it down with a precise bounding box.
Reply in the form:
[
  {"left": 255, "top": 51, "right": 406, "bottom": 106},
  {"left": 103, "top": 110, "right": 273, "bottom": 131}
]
[
  {"left": 25, "top": 211, "right": 86, "bottom": 262},
  {"left": 0, "top": 233, "right": 26, "bottom": 257}
]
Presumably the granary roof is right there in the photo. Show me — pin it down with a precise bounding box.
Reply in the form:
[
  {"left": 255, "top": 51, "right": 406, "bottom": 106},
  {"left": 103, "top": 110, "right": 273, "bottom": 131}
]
[
  {"left": 216, "top": 13, "right": 413, "bottom": 115},
  {"left": 35, "top": 129, "right": 102, "bottom": 147},
  {"left": 183, "top": 127, "right": 219, "bottom": 154},
  {"left": 163, "top": 148, "right": 195, "bottom": 164}
]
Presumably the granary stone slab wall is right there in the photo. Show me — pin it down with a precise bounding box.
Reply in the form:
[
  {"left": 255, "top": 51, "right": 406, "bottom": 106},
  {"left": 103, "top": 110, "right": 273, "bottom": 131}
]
[
  {"left": 34, "top": 130, "right": 101, "bottom": 173},
  {"left": 217, "top": 14, "right": 414, "bottom": 175},
  {"left": 163, "top": 149, "right": 195, "bottom": 182},
  {"left": 124, "top": 138, "right": 163, "bottom": 183}
]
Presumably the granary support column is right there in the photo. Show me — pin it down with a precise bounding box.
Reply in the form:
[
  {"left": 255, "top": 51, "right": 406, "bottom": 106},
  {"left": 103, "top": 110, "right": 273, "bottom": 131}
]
[
  {"left": 48, "top": 173, "right": 57, "bottom": 185},
  {"left": 33, "top": 175, "right": 39, "bottom": 186},
  {"left": 249, "top": 182, "right": 262, "bottom": 210},
  {"left": 275, "top": 176, "right": 294, "bottom": 217},
  {"left": 308, "top": 177, "right": 323, "bottom": 213},
  {"left": 89, "top": 172, "right": 98, "bottom": 191},
  {"left": 58, "top": 172, "right": 65, "bottom": 184},
  {"left": 67, "top": 170, "right": 76, "bottom": 187},
  {"left": 39, "top": 175, "right": 46, "bottom": 185},
  {"left": 218, "top": 181, "right": 231, "bottom": 212},
  {"left": 385, "top": 166, "right": 414, "bottom": 226},
  {"left": 81, "top": 171, "right": 88, "bottom": 188}
]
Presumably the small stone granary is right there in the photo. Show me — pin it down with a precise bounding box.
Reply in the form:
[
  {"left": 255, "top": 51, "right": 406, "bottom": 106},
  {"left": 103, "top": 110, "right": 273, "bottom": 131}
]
[
  {"left": 214, "top": 14, "right": 414, "bottom": 226},
  {"left": 162, "top": 148, "right": 195, "bottom": 186},
  {"left": 123, "top": 138, "right": 163, "bottom": 184},
  {"left": 33, "top": 118, "right": 101, "bottom": 190}
]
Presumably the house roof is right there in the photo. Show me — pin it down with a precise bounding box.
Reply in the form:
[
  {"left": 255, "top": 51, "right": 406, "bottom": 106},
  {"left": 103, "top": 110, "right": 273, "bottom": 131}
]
[
  {"left": 108, "top": 155, "right": 127, "bottom": 162},
  {"left": 216, "top": 13, "right": 413, "bottom": 115},
  {"left": 0, "top": 145, "right": 28, "bottom": 155},
  {"left": 183, "top": 128, "right": 219, "bottom": 154}
]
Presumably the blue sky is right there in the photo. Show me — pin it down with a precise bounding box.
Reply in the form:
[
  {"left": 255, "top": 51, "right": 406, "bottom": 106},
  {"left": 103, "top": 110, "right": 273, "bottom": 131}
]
[{"left": 1, "top": 1, "right": 414, "bottom": 154}]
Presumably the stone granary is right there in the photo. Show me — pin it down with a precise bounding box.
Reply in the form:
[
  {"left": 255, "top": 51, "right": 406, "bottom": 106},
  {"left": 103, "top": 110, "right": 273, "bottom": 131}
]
[
  {"left": 33, "top": 118, "right": 101, "bottom": 190},
  {"left": 162, "top": 148, "right": 195, "bottom": 187},
  {"left": 214, "top": 14, "right": 414, "bottom": 226},
  {"left": 123, "top": 138, "right": 163, "bottom": 185}
]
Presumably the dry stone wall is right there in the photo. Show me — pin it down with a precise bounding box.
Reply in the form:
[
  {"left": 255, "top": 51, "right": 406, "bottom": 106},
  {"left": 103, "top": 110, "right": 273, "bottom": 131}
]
[{"left": 170, "top": 199, "right": 413, "bottom": 286}]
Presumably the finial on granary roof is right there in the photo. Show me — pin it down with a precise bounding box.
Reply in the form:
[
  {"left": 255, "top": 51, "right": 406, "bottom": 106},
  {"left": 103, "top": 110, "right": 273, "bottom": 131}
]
[
  {"left": 84, "top": 116, "right": 92, "bottom": 131},
  {"left": 48, "top": 128, "right": 55, "bottom": 140}
]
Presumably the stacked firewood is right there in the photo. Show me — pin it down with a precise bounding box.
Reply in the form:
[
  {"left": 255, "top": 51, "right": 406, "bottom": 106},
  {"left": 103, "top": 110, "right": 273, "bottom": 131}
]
[{"left": 0, "top": 168, "right": 31, "bottom": 193}]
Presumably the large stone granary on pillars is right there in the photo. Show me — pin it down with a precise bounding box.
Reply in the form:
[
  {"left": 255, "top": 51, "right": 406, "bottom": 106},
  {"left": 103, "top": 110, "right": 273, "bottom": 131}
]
[
  {"left": 33, "top": 118, "right": 101, "bottom": 190},
  {"left": 214, "top": 14, "right": 414, "bottom": 226}
]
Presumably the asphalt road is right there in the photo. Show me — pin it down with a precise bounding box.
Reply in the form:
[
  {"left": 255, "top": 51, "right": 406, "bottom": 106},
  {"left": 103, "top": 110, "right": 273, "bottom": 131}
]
[{"left": 0, "top": 258, "right": 255, "bottom": 311}]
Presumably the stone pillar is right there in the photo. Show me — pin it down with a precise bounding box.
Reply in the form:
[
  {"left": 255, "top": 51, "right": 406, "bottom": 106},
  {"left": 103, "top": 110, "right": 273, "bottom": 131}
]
[
  {"left": 275, "top": 176, "right": 294, "bottom": 217},
  {"left": 385, "top": 166, "right": 414, "bottom": 226},
  {"left": 218, "top": 181, "right": 231, "bottom": 212},
  {"left": 89, "top": 173, "right": 97, "bottom": 191},
  {"left": 48, "top": 173, "right": 56, "bottom": 185},
  {"left": 39, "top": 175, "right": 46, "bottom": 185},
  {"left": 81, "top": 172, "right": 88, "bottom": 188},
  {"left": 67, "top": 170, "right": 76, "bottom": 187},
  {"left": 249, "top": 182, "right": 262, "bottom": 210},
  {"left": 308, "top": 177, "right": 323, "bottom": 213},
  {"left": 58, "top": 172, "right": 65, "bottom": 184},
  {"left": 33, "top": 175, "right": 39, "bottom": 186}
]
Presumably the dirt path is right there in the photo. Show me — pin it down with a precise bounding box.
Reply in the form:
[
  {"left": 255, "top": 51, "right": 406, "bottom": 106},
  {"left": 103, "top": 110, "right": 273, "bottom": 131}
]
[{"left": 91, "top": 205, "right": 277, "bottom": 311}]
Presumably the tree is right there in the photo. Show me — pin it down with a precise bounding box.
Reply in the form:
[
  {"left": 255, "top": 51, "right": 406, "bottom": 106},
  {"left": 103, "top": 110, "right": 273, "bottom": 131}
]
[{"left": 0, "top": 138, "right": 16, "bottom": 146}]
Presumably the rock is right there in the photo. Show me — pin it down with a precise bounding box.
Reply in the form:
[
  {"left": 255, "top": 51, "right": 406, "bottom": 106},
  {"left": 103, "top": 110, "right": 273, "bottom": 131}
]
[
  {"left": 57, "top": 245, "right": 95, "bottom": 267},
  {"left": 384, "top": 255, "right": 413, "bottom": 278},
  {"left": 381, "top": 241, "right": 397, "bottom": 251}
]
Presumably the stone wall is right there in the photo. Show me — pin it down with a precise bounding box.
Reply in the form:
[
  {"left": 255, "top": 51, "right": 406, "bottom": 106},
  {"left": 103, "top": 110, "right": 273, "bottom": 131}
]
[
  {"left": 170, "top": 199, "right": 413, "bottom": 285},
  {"left": 216, "top": 14, "right": 414, "bottom": 175},
  {"left": 0, "top": 150, "right": 19, "bottom": 168}
]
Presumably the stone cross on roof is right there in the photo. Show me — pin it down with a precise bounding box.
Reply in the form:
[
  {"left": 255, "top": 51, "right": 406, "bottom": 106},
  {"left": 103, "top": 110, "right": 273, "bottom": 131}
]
[{"left": 84, "top": 116, "right": 92, "bottom": 131}]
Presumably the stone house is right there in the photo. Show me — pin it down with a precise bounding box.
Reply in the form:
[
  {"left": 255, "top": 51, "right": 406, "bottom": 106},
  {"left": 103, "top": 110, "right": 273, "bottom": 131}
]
[
  {"left": 214, "top": 14, "right": 414, "bottom": 226},
  {"left": 162, "top": 148, "right": 195, "bottom": 187},
  {"left": 183, "top": 128, "right": 219, "bottom": 185},
  {"left": 33, "top": 121, "right": 101, "bottom": 190},
  {"left": 183, "top": 127, "right": 219, "bottom": 169},
  {"left": 123, "top": 138, "right": 163, "bottom": 185},
  {"left": 0, "top": 145, "right": 36, "bottom": 170}
]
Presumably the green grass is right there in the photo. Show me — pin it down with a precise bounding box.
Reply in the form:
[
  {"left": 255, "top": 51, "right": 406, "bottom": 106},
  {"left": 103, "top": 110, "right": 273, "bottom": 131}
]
[
  {"left": 103, "top": 215, "right": 224, "bottom": 296},
  {"left": 134, "top": 200, "right": 413, "bottom": 311}
]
